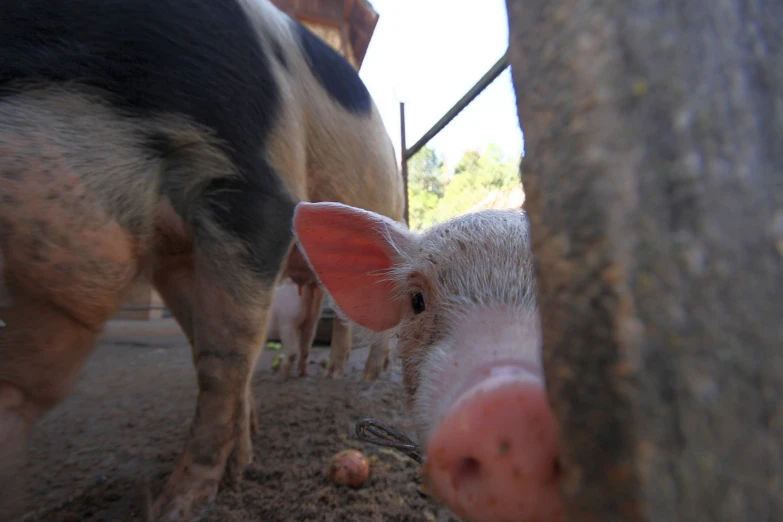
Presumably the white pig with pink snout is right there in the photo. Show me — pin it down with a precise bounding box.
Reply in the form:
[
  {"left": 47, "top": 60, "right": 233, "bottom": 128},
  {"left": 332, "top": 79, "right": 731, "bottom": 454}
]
[{"left": 292, "top": 201, "right": 564, "bottom": 522}]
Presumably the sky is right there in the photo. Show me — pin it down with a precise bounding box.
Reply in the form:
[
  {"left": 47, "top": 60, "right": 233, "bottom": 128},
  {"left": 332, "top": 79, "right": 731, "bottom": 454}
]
[{"left": 358, "top": 0, "right": 525, "bottom": 170}]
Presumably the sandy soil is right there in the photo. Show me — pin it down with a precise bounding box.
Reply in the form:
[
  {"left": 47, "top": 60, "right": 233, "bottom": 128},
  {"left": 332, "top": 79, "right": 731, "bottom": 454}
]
[{"left": 13, "top": 319, "right": 459, "bottom": 522}]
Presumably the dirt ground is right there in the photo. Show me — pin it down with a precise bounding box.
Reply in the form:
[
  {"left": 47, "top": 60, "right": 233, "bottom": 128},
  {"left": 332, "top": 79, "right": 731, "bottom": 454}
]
[{"left": 14, "top": 319, "right": 459, "bottom": 522}]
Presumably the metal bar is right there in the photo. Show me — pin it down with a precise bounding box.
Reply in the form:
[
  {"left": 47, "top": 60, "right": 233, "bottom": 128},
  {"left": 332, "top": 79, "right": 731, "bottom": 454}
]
[
  {"left": 404, "top": 49, "right": 510, "bottom": 160},
  {"left": 399, "top": 101, "right": 410, "bottom": 227}
]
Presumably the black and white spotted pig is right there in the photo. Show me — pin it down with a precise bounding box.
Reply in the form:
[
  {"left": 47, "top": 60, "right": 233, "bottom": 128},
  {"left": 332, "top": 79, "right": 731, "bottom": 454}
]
[{"left": 0, "top": 0, "right": 403, "bottom": 520}]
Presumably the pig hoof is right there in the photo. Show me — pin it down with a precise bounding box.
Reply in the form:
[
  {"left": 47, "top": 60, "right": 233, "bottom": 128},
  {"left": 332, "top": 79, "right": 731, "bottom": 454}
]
[
  {"left": 323, "top": 364, "right": 339, "bottom": 378},
  {"left": 223, "top": 452, "right": 248, "bottom": 490},
  {"left": 225, "top": 417, "right": 254, "bottom": 487},
  {"left": 151, "top": 403, "right": 254, "bottom": 521},
  {"left": 325, "top": 365, "right": 345, "bottom": 379},
  {"left": 361, "top": 367, "right": 382, "bottom": 382}
]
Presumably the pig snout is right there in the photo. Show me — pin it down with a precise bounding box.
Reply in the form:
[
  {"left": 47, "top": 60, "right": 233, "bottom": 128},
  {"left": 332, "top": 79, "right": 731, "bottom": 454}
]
[
  {"left": 424, "top": 364, "right": 561, "bottom": 522},
  {"left": 415, "top": 310, "right": 563, "bottom": 522}
]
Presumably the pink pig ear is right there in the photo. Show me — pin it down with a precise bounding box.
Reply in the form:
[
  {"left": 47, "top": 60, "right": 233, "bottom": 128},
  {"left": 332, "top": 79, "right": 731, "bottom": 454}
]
[{"left": 292, "top": 202, "right": 410, "bottom": 332}]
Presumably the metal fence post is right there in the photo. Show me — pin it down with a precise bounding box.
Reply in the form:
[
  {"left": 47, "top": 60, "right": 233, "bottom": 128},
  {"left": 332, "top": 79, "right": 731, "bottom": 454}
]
[{"left": 399, "top": 101, "right": 409, "bottom": 227}]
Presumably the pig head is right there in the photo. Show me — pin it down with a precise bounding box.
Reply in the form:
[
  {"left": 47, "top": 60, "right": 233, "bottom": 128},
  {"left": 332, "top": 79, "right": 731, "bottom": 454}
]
[{"left": 292, "top": 201, "right": 564, "bottom": 522}]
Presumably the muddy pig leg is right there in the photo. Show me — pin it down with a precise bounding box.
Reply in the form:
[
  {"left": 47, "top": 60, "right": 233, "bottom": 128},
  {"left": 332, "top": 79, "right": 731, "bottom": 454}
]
[
  {"left": 270, "top": 281, "right": 304, "bottom": 380},
  {"left": 155, "top": 255, "right": 264, "bottom": 441},
  {"left": 153, "top": 255, "right": 196, "bottom": 346},
  {"left": 278, "top": 320, "right": 301, "bottom": 379},
  {"left": 362, "top": 332, "right": 391, "bottom": 382},
  {"left": 0, "top": 250, "right": 10, "bottom": 308},
  {"left": 0, "top": 306, "right": 115, "bottom": 522},
  {"left": 325, "top": 317, "right": 351, "bottom": 379},
  {"left": 0, "top": 133, "right": 139, "bottom": 520},
  {"left": 149, "top": 187, "right": 294, "bottom": 521},
  {"left": 296, "top": 284, "right": 324, "bottom": 377}
]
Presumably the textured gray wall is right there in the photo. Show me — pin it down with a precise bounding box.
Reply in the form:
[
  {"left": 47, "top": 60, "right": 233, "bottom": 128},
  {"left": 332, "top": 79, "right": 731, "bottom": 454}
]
[{"left": 505, "top": 1, "right": 783, "bottom": 520}]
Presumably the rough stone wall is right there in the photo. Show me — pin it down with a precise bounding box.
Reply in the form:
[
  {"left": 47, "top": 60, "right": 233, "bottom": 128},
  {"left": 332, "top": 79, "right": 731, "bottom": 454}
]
[{"left": 505, "top": 1, "right": 783, "bottom": 520}]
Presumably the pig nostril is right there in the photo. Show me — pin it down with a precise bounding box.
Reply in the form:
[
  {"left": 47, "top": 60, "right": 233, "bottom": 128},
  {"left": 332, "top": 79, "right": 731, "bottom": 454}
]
[
  {"left": 459, "top": 456, "right": 481, "bottom": 476},
  {"left": 452, "top": 456, "right": 482, "bottom": 490},
  {"left": 552, "top": 458, "right": 562, "bottom": 480}
]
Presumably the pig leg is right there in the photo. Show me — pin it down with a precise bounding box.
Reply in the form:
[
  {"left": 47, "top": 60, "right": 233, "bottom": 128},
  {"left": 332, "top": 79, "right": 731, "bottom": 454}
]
[
  {"left": 0, "top": 250, "right": 10, "bottom": 308},
  {"left": 0, "top": 139, "right": 138, "bottom": 519},
  {"left": 0, "top": 382, "right": 26, "bottom": 522},
  {"left": 362, "top": 333, "right": 391, "bottom": 382},
  {"left": 295, "top": 285, "right": 324, "bottom": 377},
  {"left": 154, "top": 256, "right": 265, "bottom": 438},
  {"left": 277, "top": 321, "right": 301, "bottom": 379},
  {"left": 324, "top": 317, "right": 351, "bottom": 379},
  {"left": 279, "top": 285, "right": 308, "bottom": 378},
  {"left": 149, "top": 207, "right": 292, "bottom": 521},
  {"left": 152, "top": 256, "right": 195, "bottom": 345},
  {"left": 153, "top": 257, "right": 263, "bottom": 436},
  {"left": 0, "top": 304, "right": 112, "bottom": 522}
]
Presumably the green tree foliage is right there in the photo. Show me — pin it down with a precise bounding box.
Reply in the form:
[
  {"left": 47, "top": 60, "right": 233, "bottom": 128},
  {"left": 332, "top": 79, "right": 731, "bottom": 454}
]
[
  {"left": 434, "top": 144, "right": 521, "bottom": 223},
  {"left": 407, "top": 146, "right": 446, "bottom": 231},
  {"left": 407, "top": 143, "right": 522, "bottom": 231}
]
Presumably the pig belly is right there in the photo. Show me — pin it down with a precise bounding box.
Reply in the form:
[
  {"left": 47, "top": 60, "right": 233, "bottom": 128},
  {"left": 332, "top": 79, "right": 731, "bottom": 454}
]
[{"left": 265, "top": 281, "right": 302, "bottom": 342}]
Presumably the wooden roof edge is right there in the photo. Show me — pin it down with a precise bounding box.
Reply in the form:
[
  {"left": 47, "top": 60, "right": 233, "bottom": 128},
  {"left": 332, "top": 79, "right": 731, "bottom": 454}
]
[
  {"left": 270, "top": 0, "right": 380, "bottom": 69},
  {"left": 347, "top": 0, "right": 380, "bottom": 69}
]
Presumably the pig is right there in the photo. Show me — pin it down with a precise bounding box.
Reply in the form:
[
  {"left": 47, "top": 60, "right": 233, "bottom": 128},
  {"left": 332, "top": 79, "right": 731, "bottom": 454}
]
[
  {"left": 0, "top": 0, "right": 403, "bottom": 520},
  {"left": 265, "top": 278, "right": 391, "bottom": 380},
  {"left": 292, "top": 202, "right": 564, "bottom": 522},
  {"left": 314, "top": 291, "right": 392, "bottom": 381},
  {"left": 277, "top": 246, "right": 392, "bottom": 380},
  {"left": 264, "top": 279, "right": 324, "bottom": 378}
]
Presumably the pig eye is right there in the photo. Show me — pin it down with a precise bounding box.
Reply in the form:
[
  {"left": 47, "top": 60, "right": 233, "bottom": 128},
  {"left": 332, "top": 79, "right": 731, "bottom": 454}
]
[{"left": 411, "top": 292, "right": 426, "bottom": 314}]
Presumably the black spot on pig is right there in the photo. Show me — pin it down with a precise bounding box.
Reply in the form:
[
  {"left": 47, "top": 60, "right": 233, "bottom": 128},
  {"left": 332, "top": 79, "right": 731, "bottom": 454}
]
[
  {"left": 0, "top": 0, "right": 281, "bottom": 178},
  {"left": 0, "top": 0, "right": 303, "bottom": 278},
  {"left": 293, "top": 21, "right": 372, "bottom": 116},
  {"left": 199, "top": 168, "right": 296, "bottom": 280}
]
